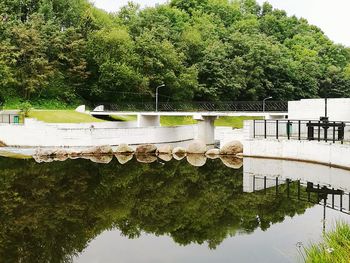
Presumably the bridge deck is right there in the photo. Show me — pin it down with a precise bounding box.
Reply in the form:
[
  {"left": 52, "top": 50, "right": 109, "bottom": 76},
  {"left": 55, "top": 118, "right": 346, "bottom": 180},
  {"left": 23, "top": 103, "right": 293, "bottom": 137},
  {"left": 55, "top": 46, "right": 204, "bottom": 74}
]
[{"left": 91, "top": 111, "right": 288, "bottom": 117}]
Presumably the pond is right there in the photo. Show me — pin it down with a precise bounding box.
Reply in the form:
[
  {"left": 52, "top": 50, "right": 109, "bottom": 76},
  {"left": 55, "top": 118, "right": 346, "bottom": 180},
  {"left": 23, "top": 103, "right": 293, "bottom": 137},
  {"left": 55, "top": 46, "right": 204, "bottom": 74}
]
[{"left": 0, "top": 156, "right": 350, "bottom": 263}]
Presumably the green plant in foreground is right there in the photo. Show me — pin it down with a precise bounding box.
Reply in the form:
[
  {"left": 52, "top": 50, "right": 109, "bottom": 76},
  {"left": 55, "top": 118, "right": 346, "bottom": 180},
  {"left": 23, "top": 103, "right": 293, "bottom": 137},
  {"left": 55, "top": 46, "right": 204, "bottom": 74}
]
[
  {"left": 19, "top": 101, "right": 32, "bottom": 117},
  {"left": 305, "top": 222, "right": 350, "bottom": 263}
]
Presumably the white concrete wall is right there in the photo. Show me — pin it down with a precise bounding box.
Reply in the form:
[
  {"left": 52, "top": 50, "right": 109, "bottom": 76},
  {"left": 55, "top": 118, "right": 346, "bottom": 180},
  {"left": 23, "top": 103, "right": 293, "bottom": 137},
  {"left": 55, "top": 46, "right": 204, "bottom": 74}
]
[
  {"left": 137, "top": 114, "right": 160, "bottom": 127},
  {"left": 288, "top": 98, "right": 350, "bottom": 121},
  {"left": 0, "top": 119, "right": 197, "bottom": 147},
  {"left": 243, "top": 139, "right": 350, "bottom": 169}
]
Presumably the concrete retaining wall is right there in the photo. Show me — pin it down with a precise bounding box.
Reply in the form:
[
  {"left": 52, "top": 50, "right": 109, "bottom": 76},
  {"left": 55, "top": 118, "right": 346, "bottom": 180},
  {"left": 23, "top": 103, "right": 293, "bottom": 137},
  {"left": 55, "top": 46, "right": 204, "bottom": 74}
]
[
  {"left": 243, "top": 139, "right": 350, "bottom": 169},
  {"left": 0, "top": 119, "right": 197, "bottom": 147}
]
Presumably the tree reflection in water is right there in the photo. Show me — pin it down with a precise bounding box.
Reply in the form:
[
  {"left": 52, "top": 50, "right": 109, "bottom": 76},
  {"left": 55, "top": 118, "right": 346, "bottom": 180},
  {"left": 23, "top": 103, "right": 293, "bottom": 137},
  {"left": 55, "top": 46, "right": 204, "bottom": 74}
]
[{"left": 0, "top": 157, "right": 317, "bottom": 262}]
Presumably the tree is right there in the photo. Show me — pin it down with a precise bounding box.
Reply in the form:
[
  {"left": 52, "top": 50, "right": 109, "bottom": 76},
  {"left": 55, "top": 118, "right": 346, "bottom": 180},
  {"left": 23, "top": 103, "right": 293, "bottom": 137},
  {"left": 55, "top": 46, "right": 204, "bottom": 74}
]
[
  {"left": 135, "top": 30, "right": 198, "bottom": 101},
  {"left": 8, "top": 15, "right": 54, "bottom": 99}
]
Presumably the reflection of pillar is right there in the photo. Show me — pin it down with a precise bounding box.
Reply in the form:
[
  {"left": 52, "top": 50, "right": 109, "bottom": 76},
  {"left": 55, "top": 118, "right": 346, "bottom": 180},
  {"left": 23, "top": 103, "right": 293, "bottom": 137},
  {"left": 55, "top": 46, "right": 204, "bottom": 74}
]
[
  {"left": 137, "top": 114, "right": 160, "bottom": 127},
  {"left": 194, "top": 115, "right": 217, "bottom": 145}
]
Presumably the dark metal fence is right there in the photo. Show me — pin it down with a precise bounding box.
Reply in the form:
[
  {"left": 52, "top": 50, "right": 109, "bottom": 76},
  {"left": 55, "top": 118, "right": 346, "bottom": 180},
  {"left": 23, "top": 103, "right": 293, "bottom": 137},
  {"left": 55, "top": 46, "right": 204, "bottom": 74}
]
[
  {"left": 94, "top": 101, "right": 288, "bottom": 112},
  {"left": 253, "top": 119, "right": 350, "bottom": 144}
]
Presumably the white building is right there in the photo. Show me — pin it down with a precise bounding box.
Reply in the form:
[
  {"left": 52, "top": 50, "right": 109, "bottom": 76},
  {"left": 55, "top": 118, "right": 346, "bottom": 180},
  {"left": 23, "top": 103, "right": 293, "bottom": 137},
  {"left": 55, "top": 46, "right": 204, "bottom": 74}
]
[{"left": 288, "top": 98, "right": 350, "bottom": 121}]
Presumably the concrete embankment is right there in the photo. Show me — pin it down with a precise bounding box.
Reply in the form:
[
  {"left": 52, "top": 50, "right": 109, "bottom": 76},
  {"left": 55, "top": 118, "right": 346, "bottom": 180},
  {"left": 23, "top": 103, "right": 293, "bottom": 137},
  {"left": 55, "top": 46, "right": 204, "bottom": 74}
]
[
  {"left": 0, "top": 119, "right": 197, "bottom": 147},
  {"left": 243, "top": 139, "right": 350, "bottom": 170}
]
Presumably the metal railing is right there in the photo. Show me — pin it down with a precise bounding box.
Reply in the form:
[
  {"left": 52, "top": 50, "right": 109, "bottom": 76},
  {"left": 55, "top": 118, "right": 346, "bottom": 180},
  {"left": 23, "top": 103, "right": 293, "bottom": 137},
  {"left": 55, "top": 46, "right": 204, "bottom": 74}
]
[
  {"left": 253, "top": 119, "right": 350, "bottom": 144},
  {"left": 94, "top": 101, "right": 288, "bottom": 112}
]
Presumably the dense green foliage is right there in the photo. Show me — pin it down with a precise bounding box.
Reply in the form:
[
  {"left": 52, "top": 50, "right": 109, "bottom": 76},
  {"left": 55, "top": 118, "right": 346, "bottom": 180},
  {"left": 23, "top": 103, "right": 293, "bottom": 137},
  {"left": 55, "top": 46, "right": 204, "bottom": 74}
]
[
  {"left": 0, "top": 157, "right": 316, "bottom": 262},
  {"left": 1, "top": 0, "right": 350, "bottom": 107}
]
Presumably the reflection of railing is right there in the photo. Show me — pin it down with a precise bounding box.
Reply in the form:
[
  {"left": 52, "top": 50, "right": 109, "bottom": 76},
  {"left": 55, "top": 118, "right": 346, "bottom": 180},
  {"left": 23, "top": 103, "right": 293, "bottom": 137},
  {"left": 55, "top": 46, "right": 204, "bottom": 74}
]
[
  {"left": 95, "top": 101, "right": 288, "bottom": 112},
  {"left": 253, "top": 119, "right": 349, "bottom": 144},
  {"left": 252, "top": 176, "right": 350, "bottom": 215}
]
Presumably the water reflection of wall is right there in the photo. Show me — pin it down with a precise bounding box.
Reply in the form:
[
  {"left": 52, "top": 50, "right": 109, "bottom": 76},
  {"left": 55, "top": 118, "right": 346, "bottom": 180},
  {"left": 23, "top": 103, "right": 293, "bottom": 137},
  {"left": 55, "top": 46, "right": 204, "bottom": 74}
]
[
  {"left": 243, "top": 158, "right": 350, "bottom": 213},
  {"left": 243, "top": 158, "right": 350, "bottom": 193}
]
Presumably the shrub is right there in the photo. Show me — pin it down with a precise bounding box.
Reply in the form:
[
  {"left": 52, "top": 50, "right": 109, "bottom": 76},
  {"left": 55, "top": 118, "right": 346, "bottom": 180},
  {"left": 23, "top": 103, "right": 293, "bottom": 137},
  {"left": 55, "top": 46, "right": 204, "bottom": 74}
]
[{"left": 19, "top": 101, "right": 32, "bottom": 117}]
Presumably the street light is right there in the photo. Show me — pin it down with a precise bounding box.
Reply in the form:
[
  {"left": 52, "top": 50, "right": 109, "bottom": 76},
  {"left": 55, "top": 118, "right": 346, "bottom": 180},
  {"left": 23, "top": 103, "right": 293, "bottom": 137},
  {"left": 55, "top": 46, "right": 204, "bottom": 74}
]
[
  {"left": 155, "top": 84, "right": 165, "bottom": 112},
  {"left": 263, "top": 96, "right": 273, "bottom": 112}
]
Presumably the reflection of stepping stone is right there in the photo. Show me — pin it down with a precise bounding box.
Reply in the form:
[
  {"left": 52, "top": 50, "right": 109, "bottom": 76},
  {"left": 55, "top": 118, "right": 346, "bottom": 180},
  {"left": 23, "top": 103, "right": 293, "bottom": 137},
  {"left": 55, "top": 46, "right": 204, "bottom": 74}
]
[
  {"left": 158, "top": 154, "right": 172, "bottom": 162},
  {"left": 220, "top": 156, "right": 243, "bottom": 169},
  {"left": 187, "top": 154, "right": 207, "bottom": 167},
  {"left": 115, "top": 154, "right": 133, "bottom": 164},
  {"left": 136, "top": 154, "right": 157, "bottom": 164}
]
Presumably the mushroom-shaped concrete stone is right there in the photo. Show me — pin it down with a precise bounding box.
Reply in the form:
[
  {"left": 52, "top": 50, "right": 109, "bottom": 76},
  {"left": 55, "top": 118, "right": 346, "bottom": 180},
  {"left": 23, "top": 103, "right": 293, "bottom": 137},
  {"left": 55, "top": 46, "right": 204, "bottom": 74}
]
[
  {"left": 205, "top": 148, "right": 220, "bottom": 159},
  {"left": 220, "top": 141, "right": 243, "bottom": 155},
  {"left": 115, "top": 144, "right": 134, "bottom": 154},
  {"left": 187, "top": 140, "right": 206, "bottom": 154},
  {"left": 172, "top": 147, "right": 186, "bottom": 160},
  {"left": 82, "top": 145, "right": 113, "bottom": 155},
  {"left": 157, "top": 144, "right": 173, "bottom": 155},
  {"left": 136, "top": 144, "right": 157, "bottom": 155}
]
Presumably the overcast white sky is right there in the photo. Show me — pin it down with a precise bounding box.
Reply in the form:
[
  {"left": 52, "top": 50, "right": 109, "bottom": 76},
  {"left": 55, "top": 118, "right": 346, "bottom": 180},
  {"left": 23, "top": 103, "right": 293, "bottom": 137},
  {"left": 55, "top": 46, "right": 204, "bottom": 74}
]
[{"left": 91, "top": 0, "right": 350, "bottom": 47}]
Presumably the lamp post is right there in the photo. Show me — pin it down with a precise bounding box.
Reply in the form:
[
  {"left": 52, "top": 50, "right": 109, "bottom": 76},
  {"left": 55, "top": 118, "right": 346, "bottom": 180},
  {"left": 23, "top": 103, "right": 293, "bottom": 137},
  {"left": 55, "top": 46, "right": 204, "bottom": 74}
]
[
  {"left": 155, "top": 84, "right": 165, "bottom": 112},
  {"left": 263, "top": 96, "right": 273, "bottom": 112}
]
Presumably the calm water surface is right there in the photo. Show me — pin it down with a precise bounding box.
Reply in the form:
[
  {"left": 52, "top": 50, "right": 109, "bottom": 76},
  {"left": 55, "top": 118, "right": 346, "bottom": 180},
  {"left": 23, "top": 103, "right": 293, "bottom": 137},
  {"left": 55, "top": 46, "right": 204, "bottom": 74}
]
[{"left": 1, "top": 156, "right": 350, "bottom": 263}]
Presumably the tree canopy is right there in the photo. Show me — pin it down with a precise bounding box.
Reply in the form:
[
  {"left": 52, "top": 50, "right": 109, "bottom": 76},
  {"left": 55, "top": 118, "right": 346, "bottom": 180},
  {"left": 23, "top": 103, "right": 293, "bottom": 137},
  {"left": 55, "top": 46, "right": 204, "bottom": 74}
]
[{"left": 0, "top": 0, "right": 349, "bottom": 106}]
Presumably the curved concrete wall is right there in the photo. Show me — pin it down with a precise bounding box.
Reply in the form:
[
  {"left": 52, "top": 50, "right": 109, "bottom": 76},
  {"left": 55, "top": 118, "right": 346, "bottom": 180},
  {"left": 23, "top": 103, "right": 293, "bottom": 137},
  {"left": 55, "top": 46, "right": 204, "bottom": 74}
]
[
  {"left": 243, "top": 139, "right": 350, "bottom": 170},
  {"left": 0, "top": 119, "right": 197, "bottom": 147}
]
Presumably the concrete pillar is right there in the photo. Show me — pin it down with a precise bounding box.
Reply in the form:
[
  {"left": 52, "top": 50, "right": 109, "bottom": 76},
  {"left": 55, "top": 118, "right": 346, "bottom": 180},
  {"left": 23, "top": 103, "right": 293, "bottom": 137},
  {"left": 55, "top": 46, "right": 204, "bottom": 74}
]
[
  {"left": 194, "top": 115, "right": 217, "bottom": 146},
  {"left": 137, "top": 114, "right": 161, "bottom": 127}
]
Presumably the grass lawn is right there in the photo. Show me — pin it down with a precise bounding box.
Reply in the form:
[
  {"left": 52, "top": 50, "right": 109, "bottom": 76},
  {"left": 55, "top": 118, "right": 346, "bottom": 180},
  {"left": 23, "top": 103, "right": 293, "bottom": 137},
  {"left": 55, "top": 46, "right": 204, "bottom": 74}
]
[
  {"left": 305, "top": 222, "right": 350, "bottom": 263},
  {"left": 160, "top": 116, "right": 197, "bottom": 126},
  {"left": 27, "top": 110, "right": 262, "bottom": 127},
  {"left": 28, "top": 110, "right": 104, "bottom": 123},
  {"left": 215, "top": 116, "right": 263, "bottom": 128},
  {"left": 160, "top": 116, "right": 262, "bottom": 128}
]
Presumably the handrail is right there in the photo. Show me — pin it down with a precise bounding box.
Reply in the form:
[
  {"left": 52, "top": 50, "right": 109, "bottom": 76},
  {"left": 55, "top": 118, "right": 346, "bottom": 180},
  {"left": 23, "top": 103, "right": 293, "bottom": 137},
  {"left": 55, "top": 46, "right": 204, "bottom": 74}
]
[
  {"left": 253, "top": 119, "right": 349, "bottom": 144},
  {"left": 93, "top": 101, "right": 288, "bottom": 112}
]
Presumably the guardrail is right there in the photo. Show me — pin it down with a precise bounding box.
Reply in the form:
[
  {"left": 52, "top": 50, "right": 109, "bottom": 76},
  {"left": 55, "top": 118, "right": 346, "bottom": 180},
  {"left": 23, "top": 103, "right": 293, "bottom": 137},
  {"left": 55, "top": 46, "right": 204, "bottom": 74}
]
[
  {"left": 94, "top": 101, "right": 288, "bottom": 112},
  {"left": 253, "top": 119, "right": 350, "bottom": 144}
]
